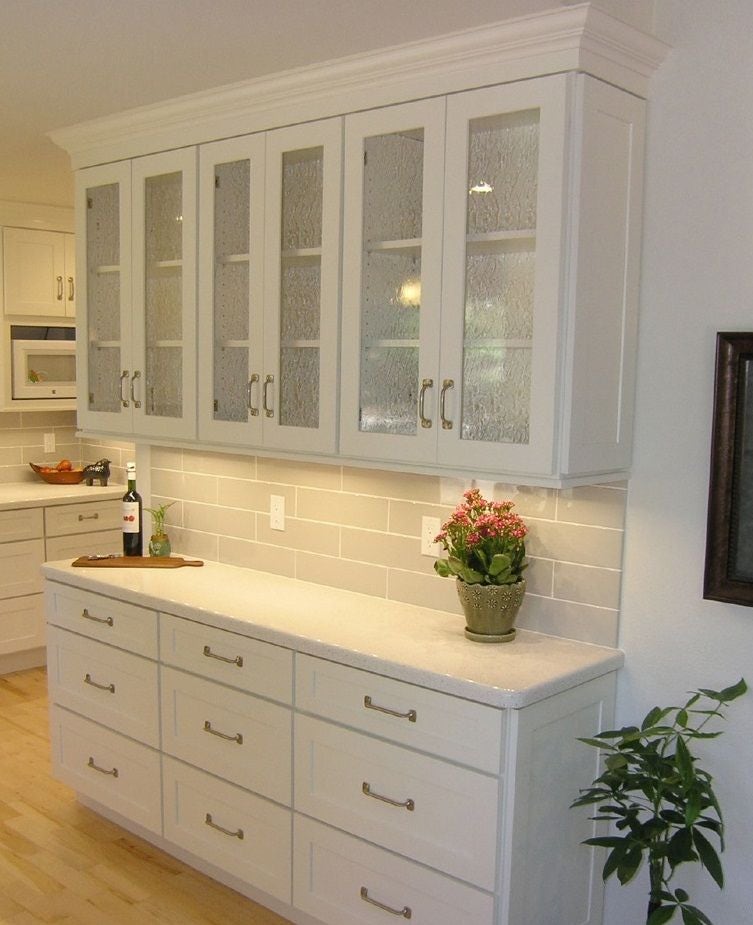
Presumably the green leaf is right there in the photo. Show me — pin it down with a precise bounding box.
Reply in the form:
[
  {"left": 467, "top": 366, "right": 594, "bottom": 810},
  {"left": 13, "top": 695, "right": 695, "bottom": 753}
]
[
  {"left": 488, "top": 553, "right": 512, "bottom": 576},
  {"left": 583, "top": 836, "right": 627, "bottom": 848},
  {"left": 675, "top": 737, "right": 695, "bottom": 786},
  {"left": 667, "top": 828, "right": 696, "bottom": 866},
  {"left": 434, "top": 559, "right": 452, "bottom": 577},
  {"left": 718, "top": 678, "right": 748, "bottom": 701},
  {"left": 679, "top": 904, "right": 714, "bottom": 925},
  {"left": 674, "top": 889, "right": 689, "bottom": 902},
  {"left": 692, "top": 828, "right": 724, "bottom": 888},
  {"left": 648, "top": 906, "right": 677, "bottom": 925}
]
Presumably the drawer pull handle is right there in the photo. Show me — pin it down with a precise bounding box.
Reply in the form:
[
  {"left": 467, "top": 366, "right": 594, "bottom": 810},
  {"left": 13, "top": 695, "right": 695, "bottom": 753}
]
[
  {"left": 205, "top": 812, "right": 244, "bottom": 840},
  {"left": 82, "top": 608, "right": 113, "bottom": 627},
  {"left": 362, "top": 781, "right": 414, "bottom": 812},
  {"left": 203, "top": 644, "right": 243, "bottom": 668},
  {"left": 78, "top": 512, "right": 100, "bottom": 521},
  {"left": 360, "top": 886, "right": 412, "bottom": 919},
  {"left": 87, "top": 756, "right": 118, "bottom": 778},
  {"left": 84, "top": 673, "right": 115, "bottom": 693},
  {"left": 363, "top": 695, "right": 416, "bottom": 723},
  {"left": 203, "top": 720, "right": 243, "bottom": 745}
]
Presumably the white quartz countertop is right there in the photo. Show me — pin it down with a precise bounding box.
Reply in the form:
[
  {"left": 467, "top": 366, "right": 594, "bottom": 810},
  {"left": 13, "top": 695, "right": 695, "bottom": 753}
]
[
  {"left": 0, "top": 481, "right": 123, "bottom": 511},
  {"left": 42, "top": 559, "right": 624, "bottom": 709}
]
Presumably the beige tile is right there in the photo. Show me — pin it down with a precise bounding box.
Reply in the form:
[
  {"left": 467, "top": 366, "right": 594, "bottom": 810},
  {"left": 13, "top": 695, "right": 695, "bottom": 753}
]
[
  {"left": 388, "top": 500, "right": 452, "bottom": 537},
  {"left": 341, "top": 527, "right": 435, "bottom": 575},
  {"left": 169, "top": 527, "right": 219, "bottom": 562},
  {"left": 387, "top": 570, "right": 463, "bottom": 616},
  {"left": 342, "top": 466, "right": 442, "bottom": 503},
  {"left": 0, "top": 412, "right": 22, "bottom": 430},
  {"left": 298, "top": 488, "right": 388, "bottom": 531},
  {"left": 19, "top": 410, "right": 77, "bottom": 427},
  {"left": 296, "top": 553, "right": 388, "bottom": 598},
  {"left": 516, "top": 594, "right": 619, "bottom": 647},
  {"left": 218, "top": 479, "right": 296, "bottom": 514},
  {"left": 0, "top": 429, "right": 46, "bottom": 448},
  {"left": 488, "top": 482, "right": 558, "bottom": 520},
  {"left": 523, "top": 557, "right": 554, "bottom": 597},
  {"left": 182, "top": 449, "right": 256, "bottom": 479},
  {"left": 258, "top": 457, "right": 341, "bottom": 490},
  {"left": 553, "top": 562, "right": 622, "bottom": 610},
  {"left": 0, "top": 465, "right": 29, "bottom": 483},
  {"left": 180, "top": 472, "right": 219, "bottom": 505},
  {"left": 556, "top": 485, "right": 628, "bottom": 529},
  {"left": 150, "top": 446, "right": 183, "bottom": 469},
  {"left": 257, "top": 516, "right": 339, "bottom": 556},
  {"left": 148, "top": 497, "right": 181, "bottom": 530},
  {"left": 0, "top": 448, "right": 22, "bottom": 466},
  {"left": 526, "top": 519, "right": 624, "bottom": 570},
  {"left": 218, "top": 537, "right": 296, "bottom": 578}
]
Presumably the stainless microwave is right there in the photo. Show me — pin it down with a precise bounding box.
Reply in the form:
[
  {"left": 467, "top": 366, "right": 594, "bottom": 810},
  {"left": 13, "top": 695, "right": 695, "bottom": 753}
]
[{"left": 11, "top": 325, "right": 76, "bottom": 399}]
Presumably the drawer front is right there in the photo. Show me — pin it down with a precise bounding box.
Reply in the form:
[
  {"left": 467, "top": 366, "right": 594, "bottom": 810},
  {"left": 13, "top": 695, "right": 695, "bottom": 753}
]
[
  {"left": 50, "top": 705, "right": 161, "bottom": 834},
  {"left": 294, "top": 715, "right": 499, "bottom": 889},
  {"left": 296, "top": 654, "right": 503, "bottom": 773},
  {"left": 163, "top": 756, "right": 291, "bottom": 903},
  {"left": 161, "top": 666, "right": 292, "bottom": 805},
  {"left": 0, "top": 538, "right": 44, "bottom": 598},
  {"left": 46, "top": 529, "right": 122, "bottom": 562},
  {"left": 0, "top": 507, "right": 43, "bottom": 542},
  {"left": 47, "top": 625, "right": 159, "bottom": 746},
  {"left": 294, "top": 816, "right": 495, "bottom": 925},
  {"left": 44, "top": 499, "right": 122, "bottom": 537},
  {"left": 160, "top": 612, "right": 293, "bottom": 704},
  {"left": 0, "top": 594, "right": 45, "bottom": 655},
  {"left": 46, "top": 583, "right": 158, "bottom": 658}
]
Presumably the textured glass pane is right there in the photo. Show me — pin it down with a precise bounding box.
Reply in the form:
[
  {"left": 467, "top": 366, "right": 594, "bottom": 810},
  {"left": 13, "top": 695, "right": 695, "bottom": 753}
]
[
  {"left": 145, "top": 346, "right": 182, "bottom": 418},
  {"left": 145, "top": 267, "right": 182, "bottom": 342},
  {"left": 281, "top": 148, "right": 323, "bottom": 250},
  {"left": 214, "top": 261, "right": 250, "bottom": 342},
  {"left": 464, "top": 249, "right": 534, "bottom": 341},
  {"left": 214, "top": 346, "right": 248, "bottom": 422},
  {"left": 279, "top": 347, "right": 319, "bottom": 428},
  {"left": 86, "top": 183, "right": 121, "bottom": 408},
  {"left": 86, "top": 345, "right": 121, "bottom": 413},
  {"left": 87, "top": 269, "right": 121, "bottom": 343},
  {"left": 362, "top": 252, "right": 421, "bottom": 341},
  {"left": 280, "top": 258, "right": 320, "bottom": 342},
  {"left": 214, "top": 160, "right": 250, "bottom": 256},
  {"left": 461, "top": 347, "right": 530, "bottom": 444},
  {"left": 467, "top": 110, "right": 539, "bottom": 234},
  {"left": 359, "top": 346, "right": 418, "bottom": 435},
  {"left": 145, "top": 172, "right": 183, "bottom": 261},
  {"left": 86, "top": 183, "right": 119, "bottom": 267},
  {"left": 363, "top": 131, "right": 423, "bottom": 242}
]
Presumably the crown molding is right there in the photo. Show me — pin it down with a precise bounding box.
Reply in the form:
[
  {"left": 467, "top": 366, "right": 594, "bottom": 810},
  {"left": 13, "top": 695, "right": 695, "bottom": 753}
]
[{"left": 50, "top": 2, "right": 669, "bottom": 170}]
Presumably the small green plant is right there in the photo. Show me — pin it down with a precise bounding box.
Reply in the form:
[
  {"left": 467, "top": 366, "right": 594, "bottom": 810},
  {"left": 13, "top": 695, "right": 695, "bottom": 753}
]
[
  {"left": 145, "top": 501, "right": 175, "bottom": 537},
  {"left": 572, "top": 678, "right": 747, "bottom": 925}
]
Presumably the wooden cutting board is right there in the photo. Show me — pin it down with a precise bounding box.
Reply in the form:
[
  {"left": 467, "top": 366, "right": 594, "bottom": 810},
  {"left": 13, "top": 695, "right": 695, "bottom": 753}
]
[{"left": 72, "top": 555, "right": 204, "bottom": 569}]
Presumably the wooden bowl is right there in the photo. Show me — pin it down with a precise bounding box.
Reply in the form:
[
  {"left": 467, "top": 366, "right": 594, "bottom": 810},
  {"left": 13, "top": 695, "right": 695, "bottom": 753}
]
[{"left": 30, "top": 463, "right": 86, "bottom": 484}]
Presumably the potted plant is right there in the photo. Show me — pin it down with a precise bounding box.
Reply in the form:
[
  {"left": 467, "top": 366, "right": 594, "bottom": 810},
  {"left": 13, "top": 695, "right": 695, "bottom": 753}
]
[
  {"left": 146, "top": 501, "right": 175, "bottom": 557},
  {"left": 572, "top": 678, "right": 747, "bottom": 925},
  {"left": 434, "top": 488, "right": 528, "bottom": 642}
]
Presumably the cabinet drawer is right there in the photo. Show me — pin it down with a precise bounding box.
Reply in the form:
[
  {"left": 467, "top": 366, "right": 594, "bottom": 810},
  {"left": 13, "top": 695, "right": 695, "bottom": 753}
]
[
  {"left": 296, "top": 654, "right": 503, "bottom": 773},
  {"left": 0, "top": 507, "right": 43, "bottom": 542},
  {"left": 161, "top": 666, "right": 292, "bottom": 805},
  {"left": 46, "top": 583, "right": 158, "bottom": 658},
  {"left": 0, "top": 538, "right": 44, "bottom": 597},
  {"left": 0, "top": 594, "right": 44, "bottom": 655},
  {"left": 44, "top": 499, "right": 122, "bottom": 537},
  {"left": 50, "top": 705, "right": 161, "bottom": 834},
  {"left": 47, "top": 625, "right": 159, "bottom": 746},
  {"left": 294, "top": 715, "right": 499, "bottom": 889},
  {"left": 163, "top": 756, "right": 291, "bottom": 903},
  {"left": 294, "top": 816, "right": 494, "bottom": 925},
  {"left": 160, "top": 612, "right": 293, "bottom": 703},
  {"left": 46, "top": 530, "right": 122, "bottom": 562}
]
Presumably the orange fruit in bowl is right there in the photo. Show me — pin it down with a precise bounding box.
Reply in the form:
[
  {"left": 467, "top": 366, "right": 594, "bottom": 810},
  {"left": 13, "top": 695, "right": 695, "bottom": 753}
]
[{"left": 56, "top": 459, "right": 73, "bottom": 471}]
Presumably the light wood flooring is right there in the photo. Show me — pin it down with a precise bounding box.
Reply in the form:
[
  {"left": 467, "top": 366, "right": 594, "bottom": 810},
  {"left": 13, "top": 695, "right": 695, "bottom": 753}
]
[{"left": 0, "top": 667, "right": 294, "bottom": 925}]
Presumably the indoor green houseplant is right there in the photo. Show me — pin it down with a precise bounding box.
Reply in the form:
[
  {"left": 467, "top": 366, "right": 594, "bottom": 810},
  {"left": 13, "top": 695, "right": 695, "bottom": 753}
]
[
  {"left": 572, "top": 678, "right": 747, "bottom": 925},
  {"left": 146, "top": 501, "right": 175, "bottom": 557}
]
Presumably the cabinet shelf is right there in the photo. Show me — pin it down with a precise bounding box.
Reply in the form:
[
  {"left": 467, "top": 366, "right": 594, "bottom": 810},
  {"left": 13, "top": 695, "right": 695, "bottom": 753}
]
[
  {"left": 150, "top": 259, "right": 183, "bottom": 270},
  {"left": 365, "top": 238, "right": 422, "bottom": 256},
  {"left": 89, "top": 340, "right": 121, "bottom": 349},
  {"left": 217, "top": 253, "right": 250, "bottom": 265},
  {"left": 281, "top": 339, "right": 320, "bottom": 349},
  {"left": 363, "top": 339, "right": 419, "bottom": 349},
  {"left": 466, "top": 231, "right": 535, "bottom": 254},
  {"left": 149, "top": 340, "right": 183, "bottom": 349},
  {"left": 281, "top": 247, "right": 322, "bottom": 259},
  {"left": 463, "top": 337, "right": 532, "bottom": 350},
  {"left": 95, "top": 264, "right": 121, "bottom": 275},
  {"left": 216, "top": 339, "right": 251, "bottom": 349}
]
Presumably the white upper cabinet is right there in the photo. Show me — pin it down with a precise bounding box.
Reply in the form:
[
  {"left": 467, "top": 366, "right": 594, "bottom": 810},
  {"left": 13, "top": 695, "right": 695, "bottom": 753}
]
[{"left": 3, "top": 227, "right": 76, "bottom": 317}]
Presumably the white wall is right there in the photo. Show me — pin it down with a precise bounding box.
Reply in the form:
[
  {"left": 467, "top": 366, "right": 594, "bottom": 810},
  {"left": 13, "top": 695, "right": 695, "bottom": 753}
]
[{"left": 613, "top": 1, "right": 753, "bottom": 921}]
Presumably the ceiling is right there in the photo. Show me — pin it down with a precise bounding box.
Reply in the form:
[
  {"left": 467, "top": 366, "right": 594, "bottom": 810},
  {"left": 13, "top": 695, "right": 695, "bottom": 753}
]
[{"left": 0, "top": 0, "right": 654, "bottom": 209}]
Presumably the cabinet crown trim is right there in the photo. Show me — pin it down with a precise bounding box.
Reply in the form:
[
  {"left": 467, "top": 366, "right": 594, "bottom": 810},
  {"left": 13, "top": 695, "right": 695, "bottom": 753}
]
[{"left": 49, "top": 3, "right": 668, "bottom": 170}]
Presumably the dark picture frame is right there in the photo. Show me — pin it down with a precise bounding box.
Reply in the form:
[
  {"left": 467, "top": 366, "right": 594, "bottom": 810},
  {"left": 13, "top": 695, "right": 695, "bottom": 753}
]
[{"left": 704, "top": 332, "right": 753, "bottom": 605}]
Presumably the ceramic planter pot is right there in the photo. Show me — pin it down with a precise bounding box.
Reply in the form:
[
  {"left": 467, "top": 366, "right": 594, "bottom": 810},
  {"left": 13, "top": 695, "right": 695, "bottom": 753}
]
[
  {"left": 456, "top": 578, "right": 526, "bottom": 643},
  {"left": 148, "top": 533, "right": 171, "bottom": 557}
]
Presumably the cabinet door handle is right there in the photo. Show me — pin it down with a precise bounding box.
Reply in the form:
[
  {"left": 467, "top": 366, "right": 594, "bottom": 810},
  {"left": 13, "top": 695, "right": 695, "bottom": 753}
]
[
  {"left": 360, "top": 887, "right": 412, "bottom": 919},
  {"left": 363, "top": 695, "right": 416, "bottom": 723},
  {"left": 56, "top": 275, "right": 64, "bottom": 300},
  {"left": 362, "top": 781, "right": 414, "bottom": 811},
  {"left": 67, "top": 276, "right": 75, "bottom": 301},
  {"left": 203, "top": 644, "right": 243, "bottom": 667},
  {"left": 130, "top": 370, "right": 142, "bottom": 409},
  {"left": 263, "top": 374, "right": 274, "bottom": 418},
  {"left": 84, "top": 673, "right": 115, "bottom": 694},
  {"left": 81, "top": 607, "right": 113, "bottom": 627},
  {"left": 120, "top": 370, "right": 130, "bottom": 407},
  {"left": 204, "top": 812, "right": 244, "bottom": 840},
  {"left": 440, "top": 378, "right": 454, "bottom": 430},
  {"left": 203, "top": 720, "right": 243, "bottom": 745},
  {"left": 78, "top": 512, "right": 100, "bottom": 521},
  {"left": 418, "top": 378, "right": 433, "bottom": 429},
  {"left": 87, "top": 756, "right": 118, "bottom": 778},
  {"left": 247, "top": 373, "right": 260, "bottom": 416}
]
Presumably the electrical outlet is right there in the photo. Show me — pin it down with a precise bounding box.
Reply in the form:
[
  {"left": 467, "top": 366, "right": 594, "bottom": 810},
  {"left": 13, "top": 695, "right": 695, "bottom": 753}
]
[
  {"left": 421, "top": 516, "right": 442, "bottom": 557},
  {"left": 43, "top": 432, "right": 55, "bottom": 453},
  {"left": 270, "top": 494, "right": 285, "bottom": 531}
]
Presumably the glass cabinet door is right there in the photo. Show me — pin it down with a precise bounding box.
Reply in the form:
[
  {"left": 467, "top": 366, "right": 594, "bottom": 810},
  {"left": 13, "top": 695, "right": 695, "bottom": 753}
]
[
  {"left": 340, "top": 99, "right": 445, "bottom": 463},
  {"left": 76, "top": 161, "right": 132, "bottom": 433},
  {"left": 131, "top": 149, "right": 197, "bottom": 440}
]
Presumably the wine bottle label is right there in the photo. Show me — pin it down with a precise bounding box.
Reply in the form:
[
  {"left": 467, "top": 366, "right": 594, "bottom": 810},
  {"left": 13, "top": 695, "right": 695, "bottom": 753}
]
[{"left": 122, "top": 501, "right": 141, "bottom": 533}]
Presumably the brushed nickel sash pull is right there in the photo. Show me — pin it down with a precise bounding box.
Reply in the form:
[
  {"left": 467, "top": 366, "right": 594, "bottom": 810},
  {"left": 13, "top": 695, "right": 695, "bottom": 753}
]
[
  {"left": 87, "top": 757, "right": 118, "bottom": 777},
  {"left": 362, "top": 781, "right": 414, "bottom": 811},
  {"left": 440, "top": 378, "right": 454, "bottom": 430},
  {"left": 360, "top": 887, "right": 412, "bottom": 919},
  {"left": 56, "top": 275, "right": 64, "bottom": 300},
  {"left": 205, "top": 812, "right": 244, "bottom": 840},
  {"left": 67, "top": 276, "right": 75, "bottom": 301},
  {"left": 84, "top": 673, "right": 115, "bottom": 693},
  {"left": 203, "top": 720, "right": 243, "bottom": 745},
  {"left": 363, "top": 695, "right": 416, "bottom": 723},
  {"left": 120, "top": 370, "right": 130, "bottom": 407},
  {"left": 248, "top": 373, "right": 260, "bottom": 416},
  {"left": 130, "top": 370, "right": 142, "bottom": 408},
  {"left": 78, "top": 512, "right": 100, "bottom": 521},
  {"left": 263, "top": 374, "right": 274, "bottom": 418},
  {"left": 418, "top": 377, "right": 433, "bottom": 429},
  {"left": 82, "top": 607, "right": 113, "bottom": 627},
  {"left": 203, "top": 644, "right": 243, "bottom": 667}
]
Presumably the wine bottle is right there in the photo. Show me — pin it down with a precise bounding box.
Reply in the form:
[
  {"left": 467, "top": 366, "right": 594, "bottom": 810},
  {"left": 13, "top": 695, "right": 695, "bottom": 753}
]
[{"left": 122, "top": 461, "right": 143, "bottom": 556}]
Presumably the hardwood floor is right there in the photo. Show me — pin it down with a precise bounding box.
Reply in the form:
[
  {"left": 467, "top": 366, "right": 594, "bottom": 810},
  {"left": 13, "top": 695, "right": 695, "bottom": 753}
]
[{"left": 0, "top": 667, "right": 294, "bottom": 924}]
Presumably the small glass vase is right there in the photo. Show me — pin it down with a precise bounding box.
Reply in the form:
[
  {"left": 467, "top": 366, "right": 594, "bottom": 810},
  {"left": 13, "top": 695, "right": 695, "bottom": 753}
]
[
  {"left": 456, "top": 578, "right": 526, "bottom": 643},
  {"left": 148, "top": 533, "right": 171, "bottom": 557}
]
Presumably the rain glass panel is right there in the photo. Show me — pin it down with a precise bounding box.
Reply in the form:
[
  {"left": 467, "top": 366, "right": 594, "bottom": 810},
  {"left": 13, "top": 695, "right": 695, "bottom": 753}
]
[{"left": 359, "top": 129, "right": 424, "bottom": 435}]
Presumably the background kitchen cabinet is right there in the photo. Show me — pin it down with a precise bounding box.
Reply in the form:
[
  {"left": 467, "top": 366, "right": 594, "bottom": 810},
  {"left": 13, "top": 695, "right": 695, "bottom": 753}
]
[{"left": 2, "top": 227, "right": 76, "bottom": 317}]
